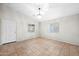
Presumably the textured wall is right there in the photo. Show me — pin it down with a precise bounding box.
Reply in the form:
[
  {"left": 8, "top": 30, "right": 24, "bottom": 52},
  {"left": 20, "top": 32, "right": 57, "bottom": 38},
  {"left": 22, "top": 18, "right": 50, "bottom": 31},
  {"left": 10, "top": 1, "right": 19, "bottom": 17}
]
[
  {"left": 41, "top": 14, "right": 79, "bottom": 45},
  {"left": 0, "top": 4, "right": 39, "bottom": 44},
  {"left": 0, "top": 4, "right": 79, "bottom": 45}
]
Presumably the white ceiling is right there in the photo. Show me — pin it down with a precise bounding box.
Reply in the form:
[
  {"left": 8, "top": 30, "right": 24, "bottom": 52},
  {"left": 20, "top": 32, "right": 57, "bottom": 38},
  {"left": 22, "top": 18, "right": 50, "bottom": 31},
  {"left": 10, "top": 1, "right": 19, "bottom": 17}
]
[{"left": 2, "top": 3, "right": 79, "bottom": 21}]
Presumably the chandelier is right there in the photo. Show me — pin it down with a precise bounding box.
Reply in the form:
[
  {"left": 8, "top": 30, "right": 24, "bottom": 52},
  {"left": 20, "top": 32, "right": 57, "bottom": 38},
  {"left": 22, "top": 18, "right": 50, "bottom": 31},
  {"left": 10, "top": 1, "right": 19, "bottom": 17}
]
[
  {"left": 33, "top": 3, "right": 49, "bottom": 19},
  {"left": 36, "top": 7, "right": 42, "bottom": 18}
]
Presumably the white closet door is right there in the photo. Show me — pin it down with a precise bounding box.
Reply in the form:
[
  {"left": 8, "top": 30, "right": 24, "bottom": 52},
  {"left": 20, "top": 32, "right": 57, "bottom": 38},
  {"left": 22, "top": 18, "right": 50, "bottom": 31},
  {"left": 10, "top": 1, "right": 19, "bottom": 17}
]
[{"left": 2, "top": 20, "right": 16, "bottom": 44}]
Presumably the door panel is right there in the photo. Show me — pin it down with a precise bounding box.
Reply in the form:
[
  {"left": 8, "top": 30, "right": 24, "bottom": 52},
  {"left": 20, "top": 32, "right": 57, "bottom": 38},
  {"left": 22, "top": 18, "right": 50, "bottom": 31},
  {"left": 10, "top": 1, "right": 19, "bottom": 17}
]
[{"left": 2, "top": 20, "right": 16, "bottom": 44}]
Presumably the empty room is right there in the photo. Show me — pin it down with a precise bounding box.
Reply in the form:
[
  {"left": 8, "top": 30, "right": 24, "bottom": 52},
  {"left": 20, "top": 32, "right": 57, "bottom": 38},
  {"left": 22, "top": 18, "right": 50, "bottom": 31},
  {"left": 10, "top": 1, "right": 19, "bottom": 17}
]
[{"left": 0, "top": 3, "right": 79, "bottom": 56}]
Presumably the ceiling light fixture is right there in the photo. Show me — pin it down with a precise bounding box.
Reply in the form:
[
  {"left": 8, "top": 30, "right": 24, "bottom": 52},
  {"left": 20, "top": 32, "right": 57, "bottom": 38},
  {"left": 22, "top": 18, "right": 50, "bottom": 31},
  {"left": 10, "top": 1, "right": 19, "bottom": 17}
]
[
  {"left": 37, "top": 7, "right": 42, "bottom": 19},
  {"left": 34, "top": 3, "right": 49, "bottom": 19}
]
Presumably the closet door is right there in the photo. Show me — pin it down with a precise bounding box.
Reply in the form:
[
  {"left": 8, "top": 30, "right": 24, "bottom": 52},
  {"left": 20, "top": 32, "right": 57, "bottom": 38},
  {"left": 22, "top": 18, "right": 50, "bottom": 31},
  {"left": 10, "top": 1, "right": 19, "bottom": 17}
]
[{"left": 2, "top": 20, "right": 16, "bottom": 44}]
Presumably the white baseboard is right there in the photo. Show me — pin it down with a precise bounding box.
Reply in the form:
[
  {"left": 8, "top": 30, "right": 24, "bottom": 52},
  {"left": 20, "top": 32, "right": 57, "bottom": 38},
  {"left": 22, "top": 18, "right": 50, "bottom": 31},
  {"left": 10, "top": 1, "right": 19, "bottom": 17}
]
[{"left": 42, "top": 36, "right": 79, "bottom": 46}]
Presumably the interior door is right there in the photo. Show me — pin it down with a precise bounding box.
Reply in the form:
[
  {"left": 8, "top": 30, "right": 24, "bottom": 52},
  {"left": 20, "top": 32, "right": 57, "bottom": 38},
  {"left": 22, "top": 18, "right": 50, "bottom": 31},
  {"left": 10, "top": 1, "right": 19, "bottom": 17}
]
[{"left": 2, "top": 20, "right": 16, "bottom": 44}]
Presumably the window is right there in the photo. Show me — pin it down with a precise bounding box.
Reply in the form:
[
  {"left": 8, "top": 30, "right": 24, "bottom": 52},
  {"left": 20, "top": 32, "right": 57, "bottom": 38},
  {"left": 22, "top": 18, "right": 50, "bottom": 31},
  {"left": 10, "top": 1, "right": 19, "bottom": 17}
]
[
  {"left": 28, "top": 24, "right": 35, "bottom": 32},
  {"left": 49, "top": 23, "right": 59, "bottom": 33}
]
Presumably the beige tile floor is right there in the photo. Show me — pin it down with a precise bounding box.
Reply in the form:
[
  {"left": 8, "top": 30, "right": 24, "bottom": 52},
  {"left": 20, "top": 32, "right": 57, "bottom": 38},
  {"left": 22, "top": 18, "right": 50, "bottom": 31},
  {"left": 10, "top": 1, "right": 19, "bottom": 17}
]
[{"left": 0, "top": 38, "right": 79, "bottom": 56}]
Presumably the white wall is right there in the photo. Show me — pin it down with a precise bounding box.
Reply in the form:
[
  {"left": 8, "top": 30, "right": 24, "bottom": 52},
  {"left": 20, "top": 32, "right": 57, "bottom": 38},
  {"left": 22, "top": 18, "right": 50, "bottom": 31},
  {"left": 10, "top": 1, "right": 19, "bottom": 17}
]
[
  {"left": 0, "top": 20, "right": 1, "bottom": 43},
  {"left": 0, "top": 5, "right": 3, "bottom": 45},
  {"left": 0, "top": 4, "right": 79, "bottom": 46},
  {"left": 0, "top": 4, "right": 39, "bottom": 44},
  {"left": 16, "top": 13, "right": 39, "bottom": 41},
  {"left": 41, "top": 14, "right": 79, "bottom": 45}
]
